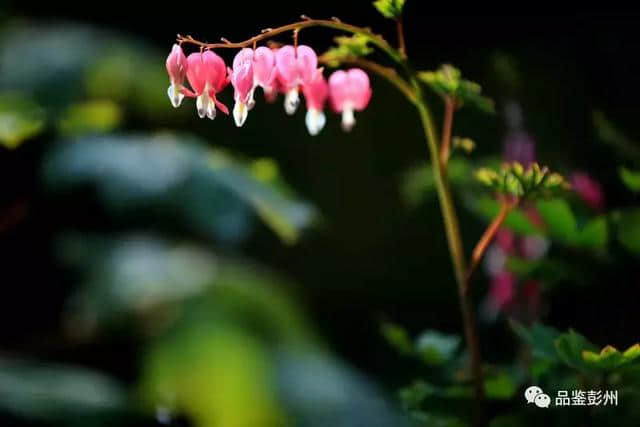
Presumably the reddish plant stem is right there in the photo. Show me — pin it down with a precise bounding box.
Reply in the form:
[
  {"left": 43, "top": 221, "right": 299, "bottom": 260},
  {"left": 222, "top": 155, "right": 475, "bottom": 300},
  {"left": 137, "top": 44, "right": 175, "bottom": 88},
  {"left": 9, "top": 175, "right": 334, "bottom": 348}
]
[
  {"left": 397, "top": 17, "right": 407, "bottom": 58},
  {"left": 465, "top": 197, "right": 518, "bottom": 288},
  {"left": 439, "top": 96, "right": 455, "bottom": 166}
]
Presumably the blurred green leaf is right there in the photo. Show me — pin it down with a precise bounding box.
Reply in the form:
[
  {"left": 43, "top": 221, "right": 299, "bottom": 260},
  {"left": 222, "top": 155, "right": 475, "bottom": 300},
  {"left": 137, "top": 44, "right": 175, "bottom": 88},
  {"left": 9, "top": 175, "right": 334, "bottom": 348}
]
[
  {"left": 620, "top": 167, "right": 640, "bottom": 192},
  {"left": 415, "top": 330, "right": 461, "bottom": 365},
  {"left": 536, "top": 198, "right": 576, "bottom": 241},
  {"left": 381, "top": 322, "right": 414, "bottom": 355},
  {"left": 139, "top": 323, "right": 287, "bottom": 427},
  {"left": 0, "top": 358, "right": 127, "bottom": 421},
  {"left": 57, "top": 100, "right": 123, "bottom": 136},
  {"left": 43, "top": 134, "right": 315, "bottom": 244},
  {"left": 373, "top": 0, "right": 406, "bottom": 19},
  {"left": 615, "top": 208, "right": 640, "bottom": 254},
  {"left": 483, "top": 371, "right": 517, "bottom": 400},
  {"left": 321, "top": 34, "right": 373, "bottom": 67},
  {"left": 60, "top": 234, "right": 318, "bottom": 346},
  {"left": 85, "top": 46, "right": 169, "bottom": 116},
  {"left": 505, "top": 257, "right": 570, "bottom": 284},
  {"left": 582, "top": 344, "right": 640, "bottom": 372},
  {"left": 593, "top": 111, "right": 640, "bottom": 163},
  {"left": 0, "top": 92, "right": 45, "bottom": 149},
  {"left": 554, "top": 330, "right": 598, "bottom": 373},
  {"left": 572, "top": 216, "right": 608, "bottom": 249},
  {"left": 402, "top": 158, "right": 473, "bottom": 206},
  {"left": 419, "top": 64, "right": 494, "bottom": 113},
  {"left": 510, "top": 320, "right": 561, "bottom": 361},
  {"left": 472, "top": 197, "right": 542, "bottom": 235}
]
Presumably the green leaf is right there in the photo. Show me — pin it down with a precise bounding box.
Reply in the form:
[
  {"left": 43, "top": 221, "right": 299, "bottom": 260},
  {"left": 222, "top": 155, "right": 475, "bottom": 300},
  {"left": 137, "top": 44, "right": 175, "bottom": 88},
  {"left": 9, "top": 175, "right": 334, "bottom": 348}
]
[
  {"left": 402, "top": 158, "right": 472, "bottom": 206},
  {"left": 0, "top": 92, "right": 45, "bottom": 149},
  {"left": 321, "top": 34, "right": 373, "bottom": 67},
  {"left": 581, "top": 343, "right": 640, "bottom": 372},
  {"left": 373, "top": 0, "right": 406, "bottom": 19},
  {"left": 0, "top": 358, "right": 127, "bottom": 421},
  {"left": 419, "top": 64, "right": 494, "bottom": 113},
  {"left": 573, "top": 216, "right": 608, "bottom": 249},
  {"left": 57, "top": 100, "right": 123, "bottom": 136},
  {"left": 620, "top": 167, "right": 640, "bottom": 192},
  {"left": 554, "top": 330, "right": 598, "bottom": 373},
  {"left": 414, "top": 330, "right": 461, "bottom": 365},
  {"left": 43, "top": 134, "right": 316, "bottom": 245},
  {"left": 484, "top": 371, "right": 517, "bottom": 400},
  {"left": 472, "top": 197, "right": 542, "bottom": 235},
  {"left": 510, "top": 320, "right": 561, "bottom": 361},
  {"left": 536, "top": 198, "right": 577, "bottom": 242},
  {"left": 139, "top": 323, "right": 287, "bottom": 427},
  {"left": 381, "top": 322, "right": 414, "bottom": 355},
  {"left": 615, "top": 208, "right": 640, "bottom": 254}
]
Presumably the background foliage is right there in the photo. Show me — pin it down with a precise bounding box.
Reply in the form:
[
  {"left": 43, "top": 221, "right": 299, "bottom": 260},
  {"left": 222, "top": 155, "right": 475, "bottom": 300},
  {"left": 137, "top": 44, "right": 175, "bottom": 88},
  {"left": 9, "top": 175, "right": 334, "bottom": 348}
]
[{"left": 1, "top": 2, "right": 640, "bottom": 426}]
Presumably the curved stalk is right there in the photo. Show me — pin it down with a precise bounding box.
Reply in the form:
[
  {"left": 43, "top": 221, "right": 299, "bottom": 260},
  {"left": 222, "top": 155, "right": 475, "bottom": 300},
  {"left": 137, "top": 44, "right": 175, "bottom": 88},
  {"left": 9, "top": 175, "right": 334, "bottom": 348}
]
[{"left": 411, "top": 79, "right": 485, "bottom": 425}]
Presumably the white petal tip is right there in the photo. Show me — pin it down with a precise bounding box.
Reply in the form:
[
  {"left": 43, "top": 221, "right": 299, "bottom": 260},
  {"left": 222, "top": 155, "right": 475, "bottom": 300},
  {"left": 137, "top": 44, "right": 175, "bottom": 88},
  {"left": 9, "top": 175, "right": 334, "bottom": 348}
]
[
  {"left": 305, "top": 109, "right": 326, "bottom": 136},
  {"left": 284, "top": 89, "right": 300, "bottom": 115},
  {"left": 233, "top": 101, "right": 249, "bottom": 127},
  {"left": 341, "top": 108, "right": 356, "bottom": 132},
  {"left": 167, "top": 85, "right": 184, "bottom": 108}
]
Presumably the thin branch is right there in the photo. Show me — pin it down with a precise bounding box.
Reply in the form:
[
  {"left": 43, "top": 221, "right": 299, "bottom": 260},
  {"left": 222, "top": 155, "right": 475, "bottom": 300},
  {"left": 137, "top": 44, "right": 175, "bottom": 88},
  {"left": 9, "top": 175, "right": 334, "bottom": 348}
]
[
  {"left": 319, "top": 55, "right": 416, "bottom": 104},
  {"left": 396, "top": 17, "right": 407, "bottom": 58},
  {"left": 465, "top": 197, "right": 519, "bottom": 288},
  {"left": 439, "top": 96, "right": 455, "bottom": 166},
  {"left": 177, "top": 18, "right": 403, "bottom": 63}
]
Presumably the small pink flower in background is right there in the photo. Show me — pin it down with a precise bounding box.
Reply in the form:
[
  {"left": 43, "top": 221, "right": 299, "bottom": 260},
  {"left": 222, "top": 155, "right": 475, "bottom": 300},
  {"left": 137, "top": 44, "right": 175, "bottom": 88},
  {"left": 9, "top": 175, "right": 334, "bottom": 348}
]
[
  {"left": 276, "top": 45, "right": 318, "bottom": 115},
  {"left": 230, "top": 48, "right": 255, "bottom": 127},
  {"left": 521, "top": 280, "right": 542, "bottom": 317},
  {"left": 165, "top": 44, "right": 188, "bottom": 108},
  {"left": 495, "top": 228, "right": 516, "bottom": 253},
  {"left": 519, "top": 235, "right": 550, "bottom": 260},
  {"left": 488, "top": 271, "right": 516, "bottom": 312},
  {"left": 328, "top": 68, "right": 372, "bottom": 131},
  {"left": 302, "top": 69, "right": 328, "bottom": 136},
  {"left": 570, "top": 172, "right": 605, "bottom": 211},
  {"left": 185, "top": 51, "right": 229, "bottom": 120},
  {"left": 503, "top": 132, "right": 536, "bottom": 166}
]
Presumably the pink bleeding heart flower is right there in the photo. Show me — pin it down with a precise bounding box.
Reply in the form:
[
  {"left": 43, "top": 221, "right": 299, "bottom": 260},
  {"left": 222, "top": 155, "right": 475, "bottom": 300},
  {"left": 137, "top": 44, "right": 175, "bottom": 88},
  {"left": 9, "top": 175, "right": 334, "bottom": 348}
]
[
  {"left": 166, "top": 44, "right": 188, "bottom": 108},
  {"left": 570, "top": 172, "right": 605, "bottom": 211},
  {"left": 261, "top": 48, "right": 282, "bottom": 103},
  {"left": 276, "top": 45, "right": 318, "bottom": 115},
  {"left": 230, "top": 47, "right": 278, "bottom": 127},
  {"left": 328, "top": 68, "right": 372, "bottom": 131},
  {"left": 264, "top": 68, "right": 285, "bottom": 103},
  {"left": 488, "top": 271, "right": 516, "bottom": 312},
  {"left": 230, "top": 48, "right": 255, "bottom": 127},
  {"left": 302, "top": 69, "right": 328, "bottom": 136},
  {"left": 253, "top": 46, "right": 277, "bottom": 92},
  {"left": 185, "top": 50, "right": 229, "bottom": 120}
]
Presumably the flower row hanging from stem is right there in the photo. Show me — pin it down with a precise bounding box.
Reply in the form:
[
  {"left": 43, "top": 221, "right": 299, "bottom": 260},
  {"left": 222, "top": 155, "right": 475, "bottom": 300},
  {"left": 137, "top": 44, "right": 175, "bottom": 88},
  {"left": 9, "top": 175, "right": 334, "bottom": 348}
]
[{"left": 167, "top": 23, "right": 373, "bottom": 135}]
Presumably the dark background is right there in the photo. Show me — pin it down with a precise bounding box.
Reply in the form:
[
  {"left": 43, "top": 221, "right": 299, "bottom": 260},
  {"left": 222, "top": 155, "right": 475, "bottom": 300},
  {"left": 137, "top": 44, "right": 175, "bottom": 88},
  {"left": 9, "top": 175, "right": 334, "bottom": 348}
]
[{"left": 2, "top": 1, "right": 639, "bottom": 390}]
